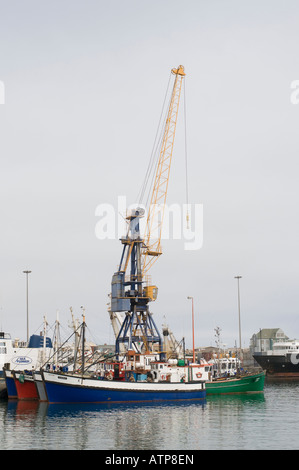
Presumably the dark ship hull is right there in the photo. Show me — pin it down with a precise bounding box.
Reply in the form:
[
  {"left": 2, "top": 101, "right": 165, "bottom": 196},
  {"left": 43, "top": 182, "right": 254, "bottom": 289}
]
[{"left": 253, "top": 352, "right": 299, "bottom": 379}]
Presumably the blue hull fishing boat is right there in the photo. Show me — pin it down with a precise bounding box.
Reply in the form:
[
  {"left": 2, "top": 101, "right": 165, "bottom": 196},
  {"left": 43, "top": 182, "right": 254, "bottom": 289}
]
[
  {"left": 40, "top": 356, "right": 207, "bottom": 403},
  {"left": 41, "top": 369, "right": 206, "bottom": 404}
]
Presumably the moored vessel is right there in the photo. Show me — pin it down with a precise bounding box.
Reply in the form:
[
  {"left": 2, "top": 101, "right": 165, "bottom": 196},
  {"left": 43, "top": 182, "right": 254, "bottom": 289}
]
[
  {"left": 253, "top": 340, "right": 299, "bottom": 379},
  {"left": 206, "top": 371, "right": 265, "bottom": 395},
  {"left": 40, "top": 338, "right": 207, "bottom": 404},
  {"left": 41, "top": 359, "right": 207, "bottom": 404},
  {"left": 197, "top": 355, "right": 265, "bottom": 395},
  {"left": 1, "top": 333, "right": 53, "bottom": 399},
  {"left": 33, "top": 370, "right": 48, "bottom": 401},
  {"left": 12, "top": 370, "right": 39, "bottom": 401}
]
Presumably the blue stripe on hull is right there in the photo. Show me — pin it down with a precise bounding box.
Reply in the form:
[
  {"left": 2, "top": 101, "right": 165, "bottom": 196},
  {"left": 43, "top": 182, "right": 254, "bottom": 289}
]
[
  {"left": 44, "top": 382, "right": 206, "bottom": 404},
  {"left": 5, "top": 376, "right": 17, "bottom": 399}
]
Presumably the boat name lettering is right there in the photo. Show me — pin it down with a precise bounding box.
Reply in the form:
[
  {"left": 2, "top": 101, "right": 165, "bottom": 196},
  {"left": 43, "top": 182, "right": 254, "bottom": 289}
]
[{"left": 12, "top": 356, "right": 32, "bottom": 365}]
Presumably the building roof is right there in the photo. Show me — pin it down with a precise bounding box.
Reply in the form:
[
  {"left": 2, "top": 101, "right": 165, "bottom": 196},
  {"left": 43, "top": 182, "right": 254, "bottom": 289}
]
[{"left": 254, "top": 328, "right": 286, "bottom": 339}]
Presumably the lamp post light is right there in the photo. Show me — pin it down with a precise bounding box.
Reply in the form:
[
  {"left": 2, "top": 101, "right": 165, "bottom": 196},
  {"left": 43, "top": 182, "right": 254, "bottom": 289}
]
[
  {"left": 187, "top": 296, "right": 195, "bottom": 363},
  {"left": 234, "top": 275, "right": 242, "bottom": 361},
  {"left": 23, "top": 270, "right": 31, "bottom": 343}
]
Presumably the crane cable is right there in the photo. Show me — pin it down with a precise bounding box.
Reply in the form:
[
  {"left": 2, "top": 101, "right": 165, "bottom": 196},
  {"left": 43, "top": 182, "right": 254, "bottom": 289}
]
[
  {"left": 183, "top": 78, "right": 190, "bottom": 229},
  {"left": 137, "top": 72, "right": 172, "bottom": 206},
  {"left": 137, "top": 70, "right": 190, "bottom": 230}
]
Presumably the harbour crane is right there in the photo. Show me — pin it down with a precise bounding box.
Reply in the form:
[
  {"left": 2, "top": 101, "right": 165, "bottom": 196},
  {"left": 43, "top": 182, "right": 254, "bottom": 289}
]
[{"left": 110, "top": 65, "right": 186, "bottom": 359}]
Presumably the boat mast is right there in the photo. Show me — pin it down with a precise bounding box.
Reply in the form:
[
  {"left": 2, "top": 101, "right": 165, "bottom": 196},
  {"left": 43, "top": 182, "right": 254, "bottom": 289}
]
[
  {"left": 81, "top": 307, "right": 86, "bottom": 375},
  {"left": 234, "top": 276, "right": 243, "bottom": 363},
  {"left": 54, "top": 311, "right": 60, "bottom": 367},
  {"left": 70, "top": 307, "right": 80, "bottom": 370},
  {"left": 41, "top": 314, "right": 48, "bottom": 367}
]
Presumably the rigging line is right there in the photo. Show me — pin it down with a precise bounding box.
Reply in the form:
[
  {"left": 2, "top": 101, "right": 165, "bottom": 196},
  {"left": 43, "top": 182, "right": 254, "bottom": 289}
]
[
  {"left": 144, "top": 84, "right": 174, "bottom": 210},
  {"left": 145, "top": 116, "right": 166, "bottom": 209},
  {"left": 139, "top": 73, "right": 172, "bottom": 204},
  {"left": 85, "top": 324, "right": 102, "bottom": 345},
  {"left": 139, "top": 83, "right": 171, "bottom": 207},
  {"left": 137, "top": 72, "right": 172, "bottom": 205},
  {"left": 40, "top": 322, "right": 83, "bottom": 369},
  {"left": 184, "top": 78, "right": 190, "bottom": 229}
]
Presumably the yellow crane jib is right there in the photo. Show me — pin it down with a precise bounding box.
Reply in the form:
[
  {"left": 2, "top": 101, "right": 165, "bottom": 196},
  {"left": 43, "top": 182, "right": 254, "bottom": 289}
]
[
  {"left": 142, "top": 65, "right": 185, "bottom": 275},
  {"left": 171, "top": 65, "right": 186, "bottom": 76}
]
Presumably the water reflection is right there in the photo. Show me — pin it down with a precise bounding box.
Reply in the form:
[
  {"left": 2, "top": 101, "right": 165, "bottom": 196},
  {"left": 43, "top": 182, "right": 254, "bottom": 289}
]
[
  {"left": 207, "top": 392, "right": 265, "bottom": 405},
  {"left": 1, "top": 386, "right": 298, "bottom": 450},
  {"left": 0, "top": 399, "right": 207, "bottom": 450},
  {"left": 46, "top": 399, "right": 206, "bottom": 416},
  {"left": 1, "top": 394, "right": 267, "bottom": 451},
  {"left": 45, "top": 400, "right": 208, "bottom": 450}
]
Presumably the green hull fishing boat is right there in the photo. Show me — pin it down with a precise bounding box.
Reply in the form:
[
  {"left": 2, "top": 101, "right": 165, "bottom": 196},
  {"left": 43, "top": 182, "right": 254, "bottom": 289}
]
[{"left": 206, "top": 371, "right": 265, "bottom": 395}]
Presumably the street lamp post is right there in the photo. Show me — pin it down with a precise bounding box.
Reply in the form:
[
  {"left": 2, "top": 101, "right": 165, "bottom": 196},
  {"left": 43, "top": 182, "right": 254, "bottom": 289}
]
[
  {"left": 234, "top": 276, "right": 242, "bottom": 361},
  {"left": 187, "top": 296, "right": 195, "bottom": 363},
  {"left": 23, "top": 270, "right": 32, "bottom": 343}
]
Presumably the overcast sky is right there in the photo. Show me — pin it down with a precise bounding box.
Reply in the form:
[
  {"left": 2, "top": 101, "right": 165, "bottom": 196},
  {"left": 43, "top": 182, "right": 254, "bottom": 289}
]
[{"left": 0, "top": 0, "right": 299, "bottom": 350}]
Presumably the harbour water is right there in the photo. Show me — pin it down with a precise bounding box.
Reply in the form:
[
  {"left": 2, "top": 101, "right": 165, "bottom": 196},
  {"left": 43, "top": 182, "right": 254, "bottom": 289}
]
[{"left": 0, "top": 381, "right": 298, "bottom": 450}]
